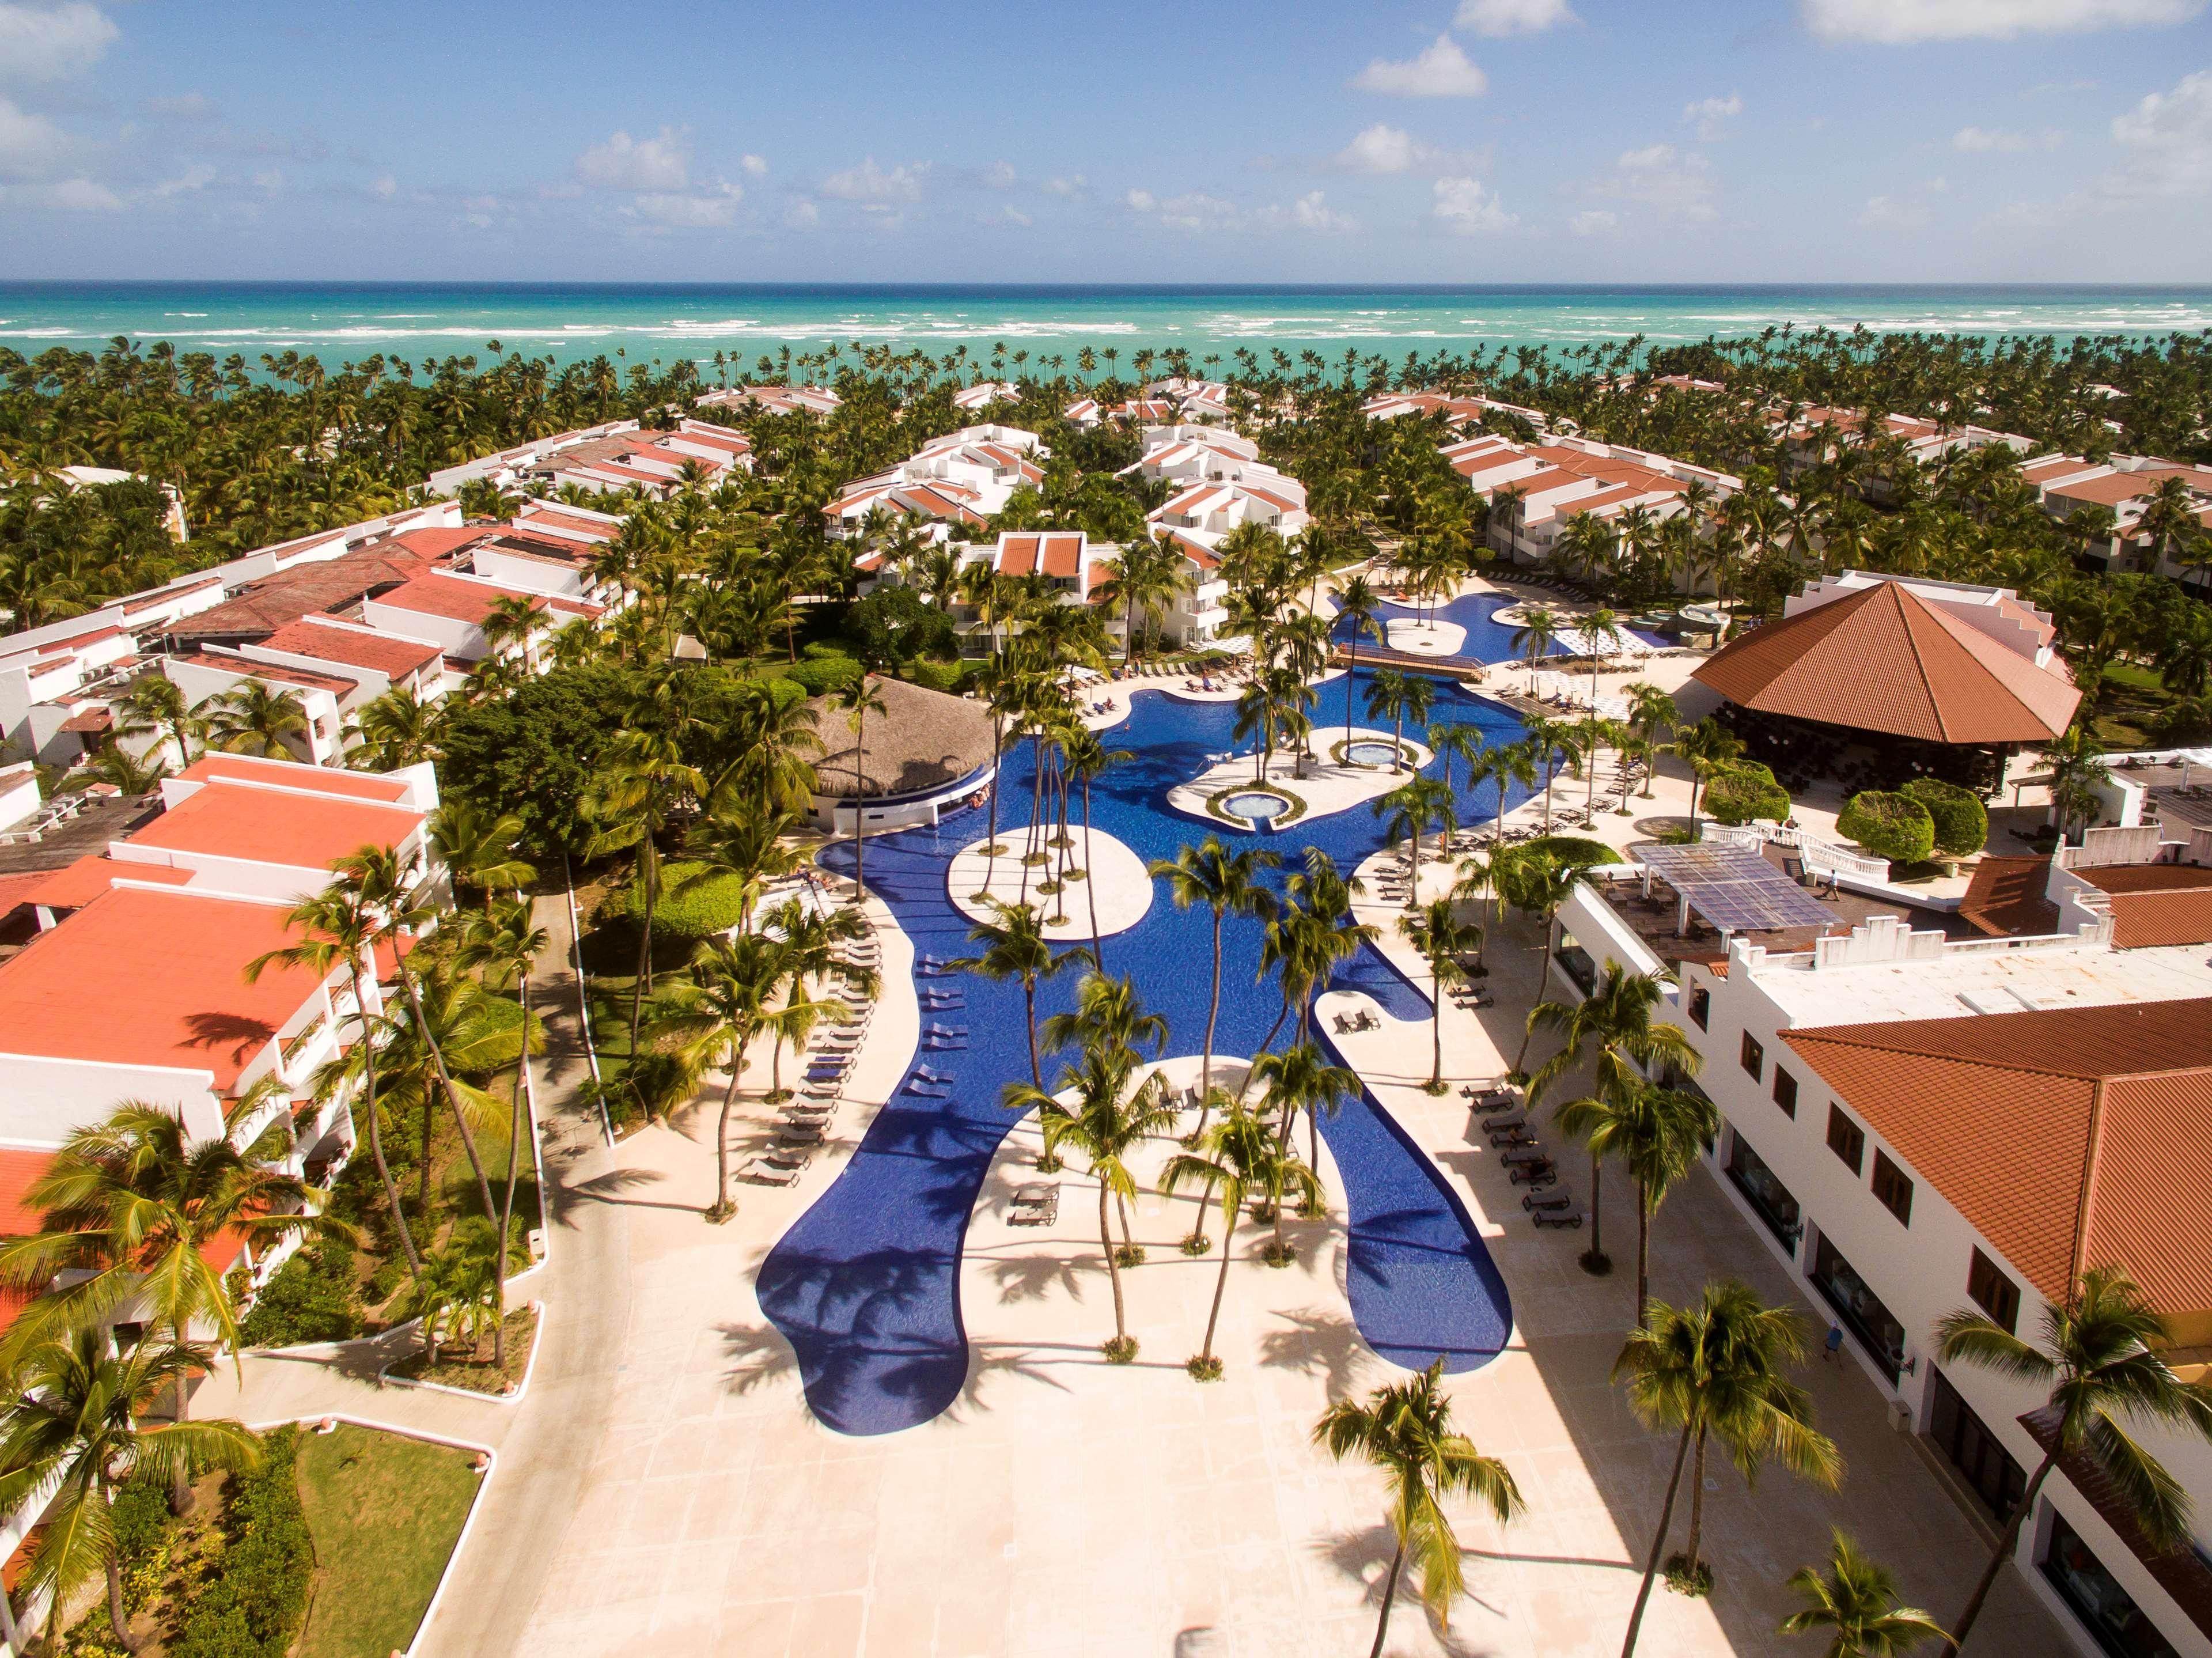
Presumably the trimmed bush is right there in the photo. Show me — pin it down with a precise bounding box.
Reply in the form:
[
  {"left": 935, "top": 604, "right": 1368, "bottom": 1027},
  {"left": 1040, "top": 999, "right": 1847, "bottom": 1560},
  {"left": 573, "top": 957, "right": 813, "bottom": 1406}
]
[
  {"left": 171, "top": 1426, "right": 313, "bottom": 1658},
  {"left": 238, "top": 1236, "right": 363, "bottom": 1348},
  {"left": 1902, "top": 777, "right": 1988, "bottom": 857},
  {"left": 904, "top": 659, "right": 962, "bottom": 694},
  {"left": 1838, "top": 790, "right": 1936, "bottom": 864},
  {"left": 1520, "top": 835, "right": 1622, "bottom": 870},
  {"left": 1703, "top": 760, "right": 1790, "bottom": 827},
  {"left": 612, "top": 861, "right": 749, "bottom": 941},
  {"left": 785, "top": 653, "right": 862, "bottom": 696}
]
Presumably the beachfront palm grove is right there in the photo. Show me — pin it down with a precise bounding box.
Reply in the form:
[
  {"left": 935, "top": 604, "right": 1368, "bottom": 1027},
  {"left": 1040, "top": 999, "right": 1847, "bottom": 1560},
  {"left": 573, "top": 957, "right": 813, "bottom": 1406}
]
[{"left": 2, "top": 325, "right": 2212, "bottom": 1655}]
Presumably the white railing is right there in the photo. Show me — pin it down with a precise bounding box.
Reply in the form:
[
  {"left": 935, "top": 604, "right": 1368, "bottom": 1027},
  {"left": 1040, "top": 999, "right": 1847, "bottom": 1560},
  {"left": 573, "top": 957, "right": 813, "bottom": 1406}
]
[{"left": 1710, "top": 820, "right": 1889, "bottom": 881}]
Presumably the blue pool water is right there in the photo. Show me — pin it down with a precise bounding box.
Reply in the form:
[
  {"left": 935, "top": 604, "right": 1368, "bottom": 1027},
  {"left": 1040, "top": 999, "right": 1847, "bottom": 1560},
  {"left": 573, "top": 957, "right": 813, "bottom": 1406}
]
[
  {"left": 1349, "top": 592, "right": 1668, "bottom": 669},
  {"left": 757, "top": 672, "right": 1525, "bottom": 1435}
]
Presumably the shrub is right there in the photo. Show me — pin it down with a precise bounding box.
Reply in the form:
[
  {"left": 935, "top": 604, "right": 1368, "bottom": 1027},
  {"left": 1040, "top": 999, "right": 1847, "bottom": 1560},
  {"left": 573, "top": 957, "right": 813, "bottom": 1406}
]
[
  {"left": 238, "top": 1236, "right": 363, "bottom": 1348},
  {"left": 904, "top": 659, "right": 961, "bottom": 694},
  {"left": 1902, "top": 777, "right": 1988, "bottom": 857},
  {"left": 785, "top": 653, "right": 862, "bottom": 696},
  {"left": 1838, "top": 790, "right": 1935, "bottom": 864},
  {"left": 171, "top": 1426, "right": 312, "bottom": 1658},
  {"left": 612, "top": 861, "right": 748, "bottom": 941},
  {"left": 1520, "top": 835, "right": 1622, "bottom": 870},
  {"left": 110, "top": 1478, "right": 172, "bottom": 1567},
  {"left": 1703, "top": 760, "right": 1790, "bottom": 827}
]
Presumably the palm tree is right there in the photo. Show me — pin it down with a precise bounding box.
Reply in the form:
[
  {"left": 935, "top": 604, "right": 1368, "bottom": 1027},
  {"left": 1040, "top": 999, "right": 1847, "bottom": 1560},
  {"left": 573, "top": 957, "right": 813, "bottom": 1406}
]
[
  {"left": 1313, "top": 1358, "right": 1524, "bottom": 1658},
  {"left": 1668, "top": 717, "right": 1745, "bottom": 831},
  {"left": 249, "top": 872, "right": 422, "bottom": 1282},
  {"left": 1160, "top": 1101, "right": 1283, "bottom": 1379},
  {"left": 116, "top": 672, "right": 200, "bottom": 769},
  {"left": 1510, "top": 604, "right": 1559, "bottom": 693},
  {"left": 1060, "top": 725, "right": 1130, "bottom": 965},
  {"left": 1004, "top": 1050, "right": 1179, "bottom": 1361},
  {"left": 654, "top": 932, "right": 786, "bottom": 1222},
  {"left": 349, "top": 684, "right": 443, "bottom": 770},
  {"left": 952, "top": 898, "right": 1088, "bottom": 1089},
  {"left": 1335, "top": 574, "right": 1384, "bottom": 737},
  {"left": 1781, "top": 1531, "right": 1948, "bottom": 1657},
  {"left": 1374, "top": 776, "right": 1453, "bottom": 904},
  {"left": 1558, "top": 1081, "right": 1716, "bottom": 1326},
  {"left": 1626, "top": 683, "right": 1678, "bottom": 800},
  {"left": 1524, "top": 961, "right": 1702, "bottom": 1273},
  {"left": 1247, "top": 1042, "right": 1355, "bottom": 1236},
  {"left": 453, "top": 893, "right": 549, "bottom": 1362},
  {"left": 430, "top": 798, "right": 536, "bottom": 911},
  {"left": 1934, "top": 1265, "right": 2212, "bottom": 1656},
  {"left": 1524, "top": 716, "right": 1581, "bottom": 832},
  {"left": 0, "top": 1329, "right": 260, "bottom": 1652},
  {"left": 1426, "top": 720, "right": 1486, "bottom": 795},
  {"left": 833, "top": 673, "right": 891, "bottom": 902},
  {"left": 195, "top": 680, "right": 310, "bottom": 760},
  {"left": 1615, "top": 1282, "right": 1842, "bottom": 1656},
  {"left": 1148, "top": 838, "right": 1278, "bottom": 1108},
  {"left": 1399, "top": 898, "right": 1481, "bottom": 1092},
  {"left": 388, "top": 1217, "right": 501, "bottom": 1365},
  {"left": 2044, "top": 723, "right": 2111, "bottom": 845},
  {"left": 1363, "top": 669, "right": 1434, "bottom": 773},
  {"left": 0, "top": 1100, "right": 346, "bottom": 1511},
  {"left": 583, "top": 726, "right": 705, "bottom": 1056}
]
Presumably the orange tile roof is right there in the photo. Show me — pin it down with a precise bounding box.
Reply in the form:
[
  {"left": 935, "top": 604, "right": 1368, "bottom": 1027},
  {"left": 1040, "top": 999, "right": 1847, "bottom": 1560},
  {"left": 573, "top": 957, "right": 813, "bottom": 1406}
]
[
  {"left": 2077, "top": 862, "right": 2212, "bottom": 948},
  {"left": 176, "top": 755, "right": 410, "bottom": 803},
  {"left": 374, "top": 574, "right": 546, "bottom": 625},
  {"left": 0, "top": 886, "right": 332, "bottom": 1087},
  {"left": 126, "top": 780, "right": 419, "bottom": 870},
  {"left": 1691, "top": 580, "right": 2081, "bottom": 744},
  {"left": 1783, "top": 998, "right": 2212, "bottom": 1313},
  {"left": 24, "top": 856, "right": 195, "bottom": 911},
  {"left": 257, "top": 618, "right": 442, "bottom": 678}
]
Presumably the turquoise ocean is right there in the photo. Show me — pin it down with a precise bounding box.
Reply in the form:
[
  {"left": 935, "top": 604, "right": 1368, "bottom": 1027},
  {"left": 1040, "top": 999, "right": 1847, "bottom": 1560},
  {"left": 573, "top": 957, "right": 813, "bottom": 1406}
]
[{"left": 2, "top": 283, "right": 2209, "bottom": 373}]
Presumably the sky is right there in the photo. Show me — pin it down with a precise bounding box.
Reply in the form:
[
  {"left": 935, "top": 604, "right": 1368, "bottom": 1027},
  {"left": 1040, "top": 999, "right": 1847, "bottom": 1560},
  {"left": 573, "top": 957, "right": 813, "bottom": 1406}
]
[{"left": 0, "top": 0, "right": 2208, "bottom": 283}]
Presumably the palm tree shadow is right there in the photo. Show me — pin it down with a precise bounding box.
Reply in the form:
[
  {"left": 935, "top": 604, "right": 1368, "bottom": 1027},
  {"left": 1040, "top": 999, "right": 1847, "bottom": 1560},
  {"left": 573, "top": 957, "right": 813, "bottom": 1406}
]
[
  {"left": 983, "top": 1251, "right": 1086, "bottom": 1305},
  {"left": 1259, "top": 1307, "right": 1373, "bottom": 1397},
  {"left": 937, "top": 1339, "right": 1075, "bottom": 1422},
  {"left": 1315, "top": 1525, "right": 1498, "bottom": 1656},
  {"left": 565, "top": 1165, "right": 705, "bottom": 1216},
  {"left": 717, "top": 1319, "right": 801, "bottom": 1396}
]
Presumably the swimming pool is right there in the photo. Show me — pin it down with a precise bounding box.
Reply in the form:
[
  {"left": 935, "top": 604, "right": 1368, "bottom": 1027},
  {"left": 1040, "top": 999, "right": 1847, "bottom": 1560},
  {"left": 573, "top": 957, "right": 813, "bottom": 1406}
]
[
  {"left": 1345, "top": 591, "right": 1667, "bottom": 667},
  {"left": 1220, "top": 790, "right": 1291, "bottom": 824},
  {"left": 757, "top": 670, "right": 1526, "bottom": 1435}
]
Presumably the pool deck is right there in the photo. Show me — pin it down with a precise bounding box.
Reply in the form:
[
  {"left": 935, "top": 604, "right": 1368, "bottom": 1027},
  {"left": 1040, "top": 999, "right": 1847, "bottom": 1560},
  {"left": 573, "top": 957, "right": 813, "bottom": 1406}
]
[{"left": 1164, "top": 726, "right": 1435, "bottom": 835}]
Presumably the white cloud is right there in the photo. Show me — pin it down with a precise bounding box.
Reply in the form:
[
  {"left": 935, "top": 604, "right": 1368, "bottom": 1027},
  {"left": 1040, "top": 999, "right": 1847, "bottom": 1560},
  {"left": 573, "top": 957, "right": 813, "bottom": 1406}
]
[
  {"left": 46, "top": 173, "right": 115, "bottom": 210},
  {"left": 1261, "top": 190, "right": 1356, "bottom": 233},
  {"left": 1857, "top": 176, "right": 1950, "bottom": 225},
  {"left": 0, "top": 93, "right": 68, "bottom": 178},
  {"left": 369, "top": 173, "right": 397, "bottom": 199},
  {"left": 1584, "top": 142, "right": 1719, "bottom": 225},
  {"left": 783, "top": 199, "right": 819, "bottom": 229},
  {"left": 0, "top": 1, "right": 115, "bottom": 83},
  {"left": 152, "top": 163, "right": 214, "bottom": 198},
  {"left": 1455, "top": 0, "right": 1575, "bottom": 33},
  {"left": 1802, "top": 0, "right": 2200, "bottom": 42},
  {"left": 1334, "top": 123, "right": 1434, "bottom": 173},
  {"left": 1351, "top": 35, "right": 1488, "bottom": 98},
  {"left": 740, "top": 153, "right": 767, "bottom": 177},
  {"left": 1570, "top": 208, "right": 1618, "bottom": 236},
  {"left": 627, "top": 183, "right": 744, "bottom": 229},
  {"left": 982, "top": 160, "right": 1016, "bottom": 189},
  {"left": 1156, "top": 191, "right": 1240, "bottom": 232},
  {"left": 1432, "top": 175, "right": 1516, "bottom": 233},
  {"left": 999, "top": 203, "right": 1032, "bottom": 226},
  {"left": 253, "top": 167, "right": 283, "bottom": 194},
  {"left": 144, "top": 92, "right": 218, "bottom": 122},
  {"left": 576, "top": 126, "right": 690, "bottom": 192},
  {"left": 821, "top": 156, "right": 928, "bottom": 202},
  {"left": 1952, "top": 124, "right": 2064, "bottom": 150},
  {"left": 1124, "top": 187, "right": 1156, "bottom": 211},
  {"left": 1683, "top": 92, "right": 1743, "bottom": 139},
  {"left": 1044, "top": 174, "right": 1088, "bottom": 196},
  {"left": 2108, "top": 66, "right": 2212, "bottom": 196}
]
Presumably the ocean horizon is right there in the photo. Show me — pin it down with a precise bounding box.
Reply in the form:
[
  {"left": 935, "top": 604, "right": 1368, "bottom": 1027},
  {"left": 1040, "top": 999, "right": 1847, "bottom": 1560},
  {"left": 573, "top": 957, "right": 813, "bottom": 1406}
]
[{"left": 3, "top": 281, "right": 2209, "bottom": 373}]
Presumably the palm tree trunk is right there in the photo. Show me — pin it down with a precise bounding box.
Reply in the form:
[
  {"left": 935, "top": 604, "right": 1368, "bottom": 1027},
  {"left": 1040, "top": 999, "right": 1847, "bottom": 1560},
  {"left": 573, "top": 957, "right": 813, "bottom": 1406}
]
[
  {"left": 1344, "top": 638, "right": 1359, "bottom": 738},
  {"left": 1241, "top": 999, "right": 1293, "bottom": 1101},
  {"left": 1945, "top": 1455, "right": 2055, "bottom": 1656},
  {"left": 350, "top": 966, "right": 423, "bottom": 1282},
  {"left": 1622, "top": 1421, "right": 1698, "bottom": 1658},
  {"left": 1430, "top": 963, "right": 1444, "bottom": 1088},
  {"left": 1199, "top": 1212, "right": 1237, "bottom": 1364},
  {"left": 1587, "top": 1156, "right": 1604, "bottom": 1261},
  {"left": 1100, "top": 1180, "right": 1128, "bottom": 1349},
  {"left": 630, "top": 838, "right": 658, "bottom": 1057},
  {"left": 1368, "top": 1540, "right": 1407, "bottom": 1658},
  {"left": 1684, "top": 1425, "right": 1709, "bottom": 1577},
  {"left": 981, "top": 711, "right": 1004, "bottom": 895},
  {"left": 1392, "top": 710, "right": 1404, "bottom": 773},
  {"left": 106, "top": 1552, "right": 132, "bottom": 1646},
  {"left": 1202, "top": 914, "right": 1224, "bottom": 1104},
  {"left": 1024, "top": 982, "right": 1041, "bottom": 1089},
  {"left": 1637, "top": 1186, "right": 1652, "bottom": 1325},
  {"left": 1082, "top": 781, "right": 1104, "bottom": 971},
  {"left": 399, "top": 967, "right": 500, "bottom": 1230},
  {"left": 710, "top": 1065, "right": 741, "bottom": 1220}
]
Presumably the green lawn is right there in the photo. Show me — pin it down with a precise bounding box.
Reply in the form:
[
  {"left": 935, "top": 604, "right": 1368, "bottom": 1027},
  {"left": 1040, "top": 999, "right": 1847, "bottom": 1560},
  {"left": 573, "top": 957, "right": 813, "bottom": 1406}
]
[{"left": 296, "top": 1425, "right": 482, "bottom": 1658}]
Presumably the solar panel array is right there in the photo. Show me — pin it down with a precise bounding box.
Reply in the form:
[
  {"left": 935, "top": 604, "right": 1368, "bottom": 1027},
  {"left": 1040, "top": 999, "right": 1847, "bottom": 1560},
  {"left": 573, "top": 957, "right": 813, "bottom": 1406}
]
[{"left": 1631, "top": 841, "right": 1840, "bottom": 934}]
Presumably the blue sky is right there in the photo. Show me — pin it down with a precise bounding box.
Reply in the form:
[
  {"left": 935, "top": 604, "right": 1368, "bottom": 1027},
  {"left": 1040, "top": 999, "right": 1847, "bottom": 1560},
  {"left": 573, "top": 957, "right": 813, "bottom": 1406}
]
[{"left": 0, "top": 0, "right": 2207, "bottom": 282}]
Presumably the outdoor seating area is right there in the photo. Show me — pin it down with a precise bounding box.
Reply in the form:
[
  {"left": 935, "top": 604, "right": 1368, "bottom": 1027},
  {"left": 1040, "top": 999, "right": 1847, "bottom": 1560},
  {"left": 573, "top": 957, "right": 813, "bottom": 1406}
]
[
  {"left": 1463, "top": 1081, "right": 1583, "bottom": 1227},
  {"left": 742, "top": 895, "right": 884, "bottom": 1186}
]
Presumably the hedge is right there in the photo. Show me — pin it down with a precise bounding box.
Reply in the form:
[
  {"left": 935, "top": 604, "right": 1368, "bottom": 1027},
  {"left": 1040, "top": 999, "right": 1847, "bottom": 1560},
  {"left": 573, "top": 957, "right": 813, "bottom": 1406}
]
[
  {"left": 171, "top": 1426, "right": 313, "bottom": 1658},
  {"left": 612, "top": 861, "right": 749, "bottom": 940},
  {"left": 1838, "top": 790, "right": 1936, "bottom": 864},
  {"left": 1902, "top": 777, "right": 1988, "bottom": 857},
  {"left": 783, "top": 653, "right": 862, "bottom": 696},
  {"left": 238, "top": 1236, "right": 363, "bottom": 1348},
  {"left": 1703, "top": 760, "right": 1790, "bottom": 827},
  {"left": 1520, "top": 835, "right": 1622, "bottom": 870}
]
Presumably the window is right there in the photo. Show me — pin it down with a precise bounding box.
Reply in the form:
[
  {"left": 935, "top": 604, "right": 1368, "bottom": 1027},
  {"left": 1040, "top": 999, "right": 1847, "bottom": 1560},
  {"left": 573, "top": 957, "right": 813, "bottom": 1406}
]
[
  {"left": 1739, "top": 1031, "right": 1764, "bottom": 1080},
  {"left": 1871, "top": 1151, "right": 1914, "bottom": 1226},
  {"left": 1826, "top": 1106, "right": 1865, "bottom": 1174},
  {"left": 1725, "top": 1134, "right": 1802, "bottom": 1252},
  {"left": 1771, "top": 1068, "right": 1798, "bottom": 1118},
  {"left": 2043, "top": 1512, "right": 2181, "bottom": 1658},
  {"left": 1688, "top": 985, "right": 1709, "bottom": 1030},
  {"left": 1968, "top": 1249, "right": 2021, "bottom": 1335},
  {"left": 1808, "top": 1233, "right": 1907, "bottom": 1381},
  {"left": 1927, "top": 1368, "right": 2026, "bottom": 1524}
]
